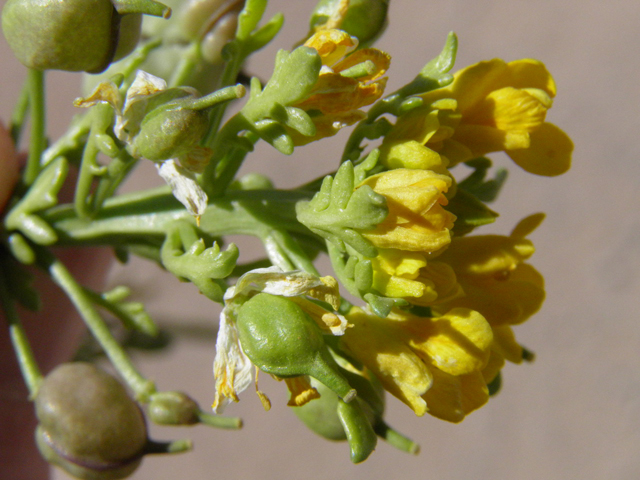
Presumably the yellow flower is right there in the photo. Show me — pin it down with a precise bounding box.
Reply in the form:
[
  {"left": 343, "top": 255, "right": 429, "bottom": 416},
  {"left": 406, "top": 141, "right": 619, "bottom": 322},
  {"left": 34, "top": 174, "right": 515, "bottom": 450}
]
[
  {"left": 418, "top": 58, "right": 573, "bottom": 176},
  {"left": 340, "top": 306, "right": 493, "bottom": 422},
  {"left": 370, "top": 249, "right": 463, "bottom": 306},
  {"left": 356, "top": 168, "right": 456, "bottom": 253},
  {"left": 432, "top": 214, "right": 546, "bottom": 326},
  {"left": 290, "top": 29, "right": 390, "bottom": 144}
]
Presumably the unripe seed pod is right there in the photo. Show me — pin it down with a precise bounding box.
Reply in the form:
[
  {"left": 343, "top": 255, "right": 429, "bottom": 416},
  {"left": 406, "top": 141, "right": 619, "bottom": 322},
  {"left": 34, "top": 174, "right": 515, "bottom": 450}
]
[
  {"left": 130, "top": 103, "right": 209, "bottom": 161},
  {"left": 236, "top": 293, "right": 356, "bottom": 402},
  {"left": 1, "top": 0, "right": 170, "bottom": 73},
  {"left": 310, "top": 0, "right": 389, "bottom": 45},
  {"left": 34, "top": 362, "right": 147, "bottom": 480},
  {"left": 148, "top": 391, "right": 200, "bottom": 425}
]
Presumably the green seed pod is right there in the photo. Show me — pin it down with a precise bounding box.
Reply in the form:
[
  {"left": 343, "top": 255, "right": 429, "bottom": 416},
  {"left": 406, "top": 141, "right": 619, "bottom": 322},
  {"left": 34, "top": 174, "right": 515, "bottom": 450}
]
[
  {"left": 293, "top": 368, "right": 383, "bottom": 441},
  {"left": 310, "top": 0, "right": 389, "bottom": 45},
  {"left": 130, "top": 102, "right": 209, "bottom": 161},
  {"left": 148, "top": 391, "right": 199, "bottom": 425},
  {"left": 34, "top": 362, "right": 147, "bottom": 480},
  {"left": 1, "top": 0, "right": 170, "bottom": 73},
  {"left": 236, "top": 293, "right": 356, "bottom": 402}
]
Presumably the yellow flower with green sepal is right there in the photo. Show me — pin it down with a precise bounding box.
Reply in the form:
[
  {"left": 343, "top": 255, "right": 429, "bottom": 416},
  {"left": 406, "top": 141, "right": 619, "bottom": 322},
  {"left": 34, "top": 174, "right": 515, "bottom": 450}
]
[
  {"left": 339, "top": 306, "right": 493, "bottom": 421},
  {"left": 418, "top": 58, "right": 573, "bottom": 176},
  {"left": 356, "top": 168, "right": 456, "bottom": 253},
  {"left": 370, "top": 249, "right": 462, "bottom": 307},
  {"left": 290, "top": 29, "right": 391, "bottom": 144}
]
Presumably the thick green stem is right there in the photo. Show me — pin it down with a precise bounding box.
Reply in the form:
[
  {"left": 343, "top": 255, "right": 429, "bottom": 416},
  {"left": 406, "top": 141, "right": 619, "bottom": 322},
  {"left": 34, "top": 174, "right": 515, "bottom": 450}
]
[
  {"left": 0, "top": 271, "right": 43, "bottom": 396},
  {"left": 24, "top": 69, "right": 46, "bottom": 186},
  {"left": 35, "top": 247, "right": 156, "bottom": 401},
  {"left": 44, "top": 187, "right": 314, "bottom": 247}
]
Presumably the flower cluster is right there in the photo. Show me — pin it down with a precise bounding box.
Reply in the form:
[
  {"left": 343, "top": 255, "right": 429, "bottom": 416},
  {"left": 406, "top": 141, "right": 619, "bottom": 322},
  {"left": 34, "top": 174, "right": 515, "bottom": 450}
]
[{"left": 0, "top": 0, "right": 575, "bottom": 471}]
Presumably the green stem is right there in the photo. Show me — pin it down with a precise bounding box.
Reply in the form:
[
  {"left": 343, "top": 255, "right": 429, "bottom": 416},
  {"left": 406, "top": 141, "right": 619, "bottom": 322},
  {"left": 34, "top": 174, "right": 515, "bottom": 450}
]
[
  {"left": 10, "top": 80, "right": 30, "bottom": 147},
  {"left": 263, "top": 229, "right": 319, "bottom": 275},
  {"left": 44, "top": 187, "right": 314, "bottom": 246},
  {"left": 34, "top": 246, "right": 156, "bottom": 401},
  {"left": 197, "top": 410, "right": 243, "bottom": 429},
  {"left": 42, "top": 113, "right": 92, "bottom": 167},
  {"left": 0, "top": 270, "right": 43, "bottom": 396},
  {"left": 74, "top": 135, "right": 101, "bottom": 218},
  {"left": 373, "top": 420, "right": 420, "bottom": 455},
  {"left": 168, "top": 41, "right": 201, "bottom": 88},
  {"left": 202, "top": 47, "right": 246, "bottom": 149},
  {"left": 200, "top": 113, "right": 253, "bottom": 196},
  {"left": 24, "top": 69, "right": 46, "bottom": 186}
]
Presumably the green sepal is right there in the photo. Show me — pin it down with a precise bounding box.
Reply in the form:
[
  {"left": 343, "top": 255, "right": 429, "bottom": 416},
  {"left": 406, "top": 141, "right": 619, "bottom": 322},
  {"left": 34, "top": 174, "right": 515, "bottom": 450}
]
[
  {"left": 270, "top": 104, "right": 316, "bottom": 138},
  {"left": 400, "top": 31, "right": 458, "bottom": 96},
  {"left": 337, "top": 398, "right": 377, "bottom": 463},
  {"left": 327, "top": 243, "right": 406, "bottom": 317},
  {"left": 242, "top": 47, "right": 321, "bottom": 121},
  {"left": 447, "top": 188, "right": 499, "bottom": 236},
  {"left": 252, "top": 119, "right": 294, "bottom": 155},
  {"left": 236, "top": 0, "right": 268, "bottom": 41},
  {"left": 244, "top": 13, "right": 285, "bottom": 53},
  {"left": 487, "top": 371, "right": 502, "bottom": 397},
  {"left": 4, "top": 157, "right": 69, "bottom": 245},
  {"left": 458, "top": 157, "right": 508, "bottom": 202},
  {"left": 364, "top": 293, "right": 408, "bottom": 318},
  {"left": 160, "top": 221, "right": 238, "bottom": 303},
  {"left": 296, "top": 161, "right": 387, "bottom": 258},
  {"left": 89, "top": 285, "right": 159, "bottom": 337},
  {"left": 7, "top": 232, "right": 36, "bottom": 265}
]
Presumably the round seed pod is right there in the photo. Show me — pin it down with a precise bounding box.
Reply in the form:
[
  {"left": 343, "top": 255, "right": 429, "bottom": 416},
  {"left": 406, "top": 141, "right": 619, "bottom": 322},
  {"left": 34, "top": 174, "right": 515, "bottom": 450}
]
[
  {"left": 236, "top": 293, "right": 356, "bottom": 403},
  {"left": 310, "top": 0, "right": 389, "bottom": 45},
  {"left": 1, "top": 0, "right": 167, "bottom": 73},
  {"left": 130, "top": 102, "right": 210, "bottom": 161},
  {"left": 34, "top": 362, "right": 147, "bottom": 480}
]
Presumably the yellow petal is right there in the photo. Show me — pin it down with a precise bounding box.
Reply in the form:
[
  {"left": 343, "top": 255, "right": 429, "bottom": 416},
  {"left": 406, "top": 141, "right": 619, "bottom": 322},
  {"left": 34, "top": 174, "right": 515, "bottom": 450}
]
[
  {"left": 304, "top": 29, "right": 358, "bottom": 67},
  {"left": 333, "top": 47, "right": 391, "bottom": 82},
  {"left": 506, "top": 122, "right": 573, "bottom": 176},
  {"left": 409, "top": 308, "right": 493, "bottom": 376},
  {"left": 464, "top": 87, "right": 549, "bottom": 133},
  {"left": 380, "top": 140, "right": 448, "bottom": 171},
  {"left": 491, "top": 325, "right": 523, "bottom": 364},
  {"left": 421, "top": 369, "right": 488, "bottom": 422},
  {"left": 482, "top": 349, "right": 505, "bottom": 384},
  {"left": 438, "top": 234, "right": 536, "bottom": 276},
  {"left": 340, "top": 307, "right": 432, "bottom": 416},
  {"left": 505, "top": 59, "right": 556, "bottom": 97}
]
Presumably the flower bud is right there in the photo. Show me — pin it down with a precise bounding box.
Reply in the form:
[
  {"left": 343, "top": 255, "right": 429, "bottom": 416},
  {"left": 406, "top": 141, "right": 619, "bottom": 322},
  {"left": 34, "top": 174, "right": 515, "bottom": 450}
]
[
  {"left": 310, "top": 0, "right": 389, "bottom": 45},
  {"left": 236, "top": 293, "right": 356, "bottom": 402},
  {"left": 130, "top": 102, "right": 210, "bottom": 161},
  {"left": 34, "top": 362, "right": 147, "bottom": 480},
  {"left": 1, "top": 0, "right": 170, "bottom": 73},
  {"left": 148, "top": 391, "right": 199, "bottom": 425}
]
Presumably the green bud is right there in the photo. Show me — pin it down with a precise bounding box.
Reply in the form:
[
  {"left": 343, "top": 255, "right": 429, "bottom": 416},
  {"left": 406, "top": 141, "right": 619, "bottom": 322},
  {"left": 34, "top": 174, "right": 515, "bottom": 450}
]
[
  {"left": 236, "top": 293, "right": 356, "bottom": 402},
  {"left": 310, "top": 0, "right": 389, "bottom": 45},
  {"left": 148, "top": 391, "right": 199, "bottom": 425},
  {"left": 131, "top": 102, "right": 209, "bottom": 161},
  {"left": 1, "top": 0, "right": 170, "bottom": 73},
  {"left": 34, "top": 362, "right": 147, "bottom": 480}
]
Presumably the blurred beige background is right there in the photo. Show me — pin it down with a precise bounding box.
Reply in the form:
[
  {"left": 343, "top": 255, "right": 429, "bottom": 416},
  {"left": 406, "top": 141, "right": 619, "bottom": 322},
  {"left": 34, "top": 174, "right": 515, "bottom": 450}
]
[{"left": 2, "top": 1, "right": 639, "bottom": 479}]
